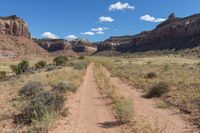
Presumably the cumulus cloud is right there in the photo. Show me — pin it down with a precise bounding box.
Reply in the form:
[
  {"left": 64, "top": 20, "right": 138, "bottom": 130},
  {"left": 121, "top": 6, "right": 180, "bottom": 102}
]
[
  {"left": 99, "top": 16, "right": 114, "bottom": 22},
  {"left": 109, "top": 2, "right": 135, "bottom": 11},
  {"left": 41, "top": 32, "right": 59, "bottom": 39},
  {"left": 65, "top": 34, "right": 78, "bottom": 40},
  {"left": 82, "top": 27, "right": 108, "bottom": 36},
  {"left": 140, "top": 15, "right": 166, "bottom": 23},
  {"left": 81, "top": 31, "right": 95, "bottom": 36}
]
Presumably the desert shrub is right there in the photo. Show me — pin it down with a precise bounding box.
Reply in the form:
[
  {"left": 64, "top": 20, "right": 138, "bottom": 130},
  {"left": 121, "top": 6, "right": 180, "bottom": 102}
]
[
  {"left": 145, "top": 72, "right": 157, "bottom": 79},
  {"left": 146, "top": 61, "right": 152, "bottom": 65},
  {"left": 46, "top": 66, "right": 55, "bottom": 72},
  {"left": 15, "top": 91, "right": 65, "bottom": 124},
  {"left": 10, "top": 65, "right": 22, "bottom": 74},
  {"left": 79, "top": 56, "right": 85, "bottom": 60},
  {"left": 163, "top": 64, "right": 170, "bottom": 71},
  {"left": 10, "top": 60, "right": 29, "bottom": 74},
  {"left": 72, "top": 61, "right": 88, "bottom": 70},
  {"left": 145, "top": 82, "right": 169, "bottom": 98},
  {"left": 53, "top": 56, "right": 68, "bottom": 66},
  {"left": 156, "top": 101, "right": 170, "bottom": 109},
  {"left": 19, "top": 60, "right": 29, "bottom": 72},
  {"left": 19, "top": 82, "right": 44, "bottom": 98},
  {"left": 114, "top": 99, "right": 133, "bottom": 123},
  {"left": 35, "top": 60, "right": 47, "bottom": 69},
  {"left": 0, "top": 71, "right": 6, "bottom": 81},
  {"left": 61, "top": 108, "right": 69, "bottom": 117},
  {"left": 53, "top": 81, "right": 78, "bottom": 93}
]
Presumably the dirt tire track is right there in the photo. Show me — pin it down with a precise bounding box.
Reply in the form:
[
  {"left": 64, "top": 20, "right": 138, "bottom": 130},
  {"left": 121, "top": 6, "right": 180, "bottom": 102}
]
[
  {"left": 50, "top": 64, "right": 122, "bottom": 133},
  {"left": 101, "top": 66, "right": 199, "bottom": 133}
]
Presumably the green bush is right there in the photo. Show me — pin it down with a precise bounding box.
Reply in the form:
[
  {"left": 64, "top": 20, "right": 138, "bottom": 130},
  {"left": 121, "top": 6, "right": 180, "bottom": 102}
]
[
  {"left": 0, "top": 71, "right": 6, "bottom": 81},
  {"left": 10, "top": 60, "right": 29, "bottom": 75},
  {"left": 79, "top": 56, "right": 85, "bottom": 60},
  {"left": 114, "top": 99, "right": 133, "bottom": 123},
  {"left": 53, "top": 56, "right": 68, "bottom": 66},
  {"left": 19, "top": 60, "right": 29, "bottom": 72},
  {"left": 53, "top": 81, "right": 78, "bottom": 93},
  {"left": 145, "top": 72, "right": 157, "bottom": 79},
  {"left": 10, "top": 65, "right": 21, "bottom": 74},
  {"left": 35, "top": 61, "right": 47, "bottom": 69},
  {"left": 145, "top": 82, "right": 169, "bottom": 98}
]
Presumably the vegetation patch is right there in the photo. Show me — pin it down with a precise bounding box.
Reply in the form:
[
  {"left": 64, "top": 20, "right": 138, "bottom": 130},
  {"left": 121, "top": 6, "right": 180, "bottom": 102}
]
[
  {"left": 156, "top": 101, "right": 171, "bottom": 109},
  {"left": 0, "top": 71, "right": 7, "bottom": 81},
  {"left": 94, "top": 63, "right": 133, "bottom": 124},
  {"left": 14, "top": 81, "right": 66, "bottom": 128},
  {"left": 145, "top": 82, "right": 169, "bottom": 98},
  {"left": 145, "top": 72, "right": 157, "bottom": 79},
  {"left": 114, "top": 99, "right": 133, "bottom": 123},
  {"left": 35, "top": 60, "right": 47, "bottom": 69},
  {"left": 19, "top": 81, "right": 44, "bottom": 98},
  {"left": 10, "top": 60, "right": 29, "bottom": 75},
  {"left": 53, "top": 56, "right": 68, "bottom": 66},
  {"left": 79, "top": 56, "right": 85, "bottom": 60},
  {"left": 53, "top": 80, "right": 78, "bottom": 93}
]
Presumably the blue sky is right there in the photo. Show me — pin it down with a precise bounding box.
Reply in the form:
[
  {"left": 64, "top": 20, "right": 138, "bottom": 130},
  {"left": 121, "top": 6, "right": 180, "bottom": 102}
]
[{"left": 0, "top": 0, "right": 200, "bottom": 41}]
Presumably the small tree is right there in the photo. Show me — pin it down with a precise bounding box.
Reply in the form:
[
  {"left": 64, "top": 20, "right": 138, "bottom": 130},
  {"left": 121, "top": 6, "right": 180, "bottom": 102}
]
[
  {"left": 10, "top": 60, "right": 29, "bottom": 75},
  {"left": 35, "top": 60, "right": 47, "bottom": 69},
  {"left": 0, "top": 71, "right": 6, "bottom": 81},
  {"left": 79, "top": 56, "right": 85, "bottom": 60},
  {"left": 19, "top": 60, "right": 29, "bottom": 73},
  {"left": 53, "top": 56, "right": 68, "bottom": 66}
]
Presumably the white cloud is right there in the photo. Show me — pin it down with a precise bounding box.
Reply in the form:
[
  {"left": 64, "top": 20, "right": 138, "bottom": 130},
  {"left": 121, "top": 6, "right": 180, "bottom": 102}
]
[
  {"left": 91, "top": 27, "right": 104, "bottom": 32},
  {"left": 91, "top": 27, "right": 108, "bottom": 35},
  {"left": 65, "top": 34, "right": 78, "bottom": 40},
  {"left": 140, "top": 15, "right": 166, "bottom": 23},
  {"left": 82, "top": 27, "right": 108, "bottom": 36},
  {"left": 96, "top": 31, "right": 104, "bottom": 35},
  {"left": 81, "top": 31, "right": 95, "bottom": 36},
  {"left": 99, "top": 16, "right": 114, "bottom": 22},
  {"left": 109, "top": 2, "right": 135, "bottom": 11},
  {"left": 91, "top": 27, "right": 108, "bottom": 32},
  {"left": 41, "top": 32, "right": 59, "bottom": 39}
]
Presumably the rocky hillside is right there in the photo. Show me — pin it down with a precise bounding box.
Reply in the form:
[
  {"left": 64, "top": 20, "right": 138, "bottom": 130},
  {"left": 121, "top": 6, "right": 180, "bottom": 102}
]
[
  {"left": 96, "top": 13, "right": 200, "bottom": 53},
  {"left": 0, "top": 15, "right": 47, "bottom": 57},
  {"left": 35, "top": 39, "right": 97, "bottom": 55},
  {"left": 0, "top": 15, "right": 30, "bottom": 38}
]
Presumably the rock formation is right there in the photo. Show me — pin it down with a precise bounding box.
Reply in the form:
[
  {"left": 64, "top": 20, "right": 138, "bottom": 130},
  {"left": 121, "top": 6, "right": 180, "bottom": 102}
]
[
  {"left": 0, "top": 15, "right": 46, "bottom": 57},
  {"left": 0, "top": 15, "right": 31, "bottom": 38},
  {"left": 96, "top": 13, "right": 200, "bottom": 53},
  {"left": 35, "top": 39, "right": 97, "bottom": 55}
]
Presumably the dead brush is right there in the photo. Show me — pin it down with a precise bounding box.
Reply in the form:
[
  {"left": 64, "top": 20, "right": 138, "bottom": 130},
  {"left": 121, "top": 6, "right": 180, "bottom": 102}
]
[
  {"left": 14, "top": 81, "right": 66, "bottom": 126},
  {"left": 53, "top": 80, "right": 78, "bottom": 93}
]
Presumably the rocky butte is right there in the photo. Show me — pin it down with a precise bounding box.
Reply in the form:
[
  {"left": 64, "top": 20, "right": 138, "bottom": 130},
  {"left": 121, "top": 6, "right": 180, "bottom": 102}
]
[
  {"left": 0, "top": 15, "right": 31, "bottom": 38},
  {"left": 0, "top": 15, "right": 46, "bottom": 57},
  {"left": 96, "top": 13, "right": 200, "bottom": 53}
]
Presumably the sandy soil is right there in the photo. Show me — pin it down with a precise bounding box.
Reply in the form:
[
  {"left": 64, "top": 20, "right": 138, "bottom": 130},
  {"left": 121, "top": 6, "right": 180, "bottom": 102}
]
[
  {"left": 102, "top": 66, "right": 199, "bottom": 133},
  {"left": 50, "top": 64, "right": 122, "bottom": 133}
]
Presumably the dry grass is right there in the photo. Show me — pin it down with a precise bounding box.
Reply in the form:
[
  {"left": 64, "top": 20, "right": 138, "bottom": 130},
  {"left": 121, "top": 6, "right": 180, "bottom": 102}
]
[
  {"left": 0, "top": 57, "right": 87, "bottom": 132},
  {"left": 94, "top": 63, "right": 133, "bottom": 123},
  {"left": 133, "top": 116, "right": 167, "bottom": 133},
  {"left": 93, "top": 55, "right": 200, "bottom": 126}
]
